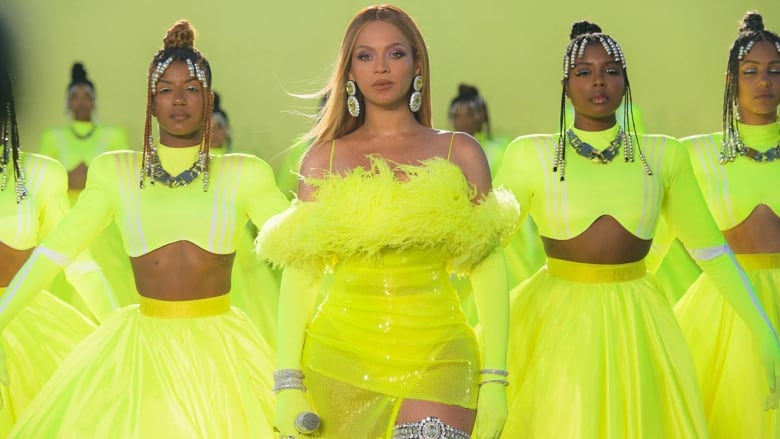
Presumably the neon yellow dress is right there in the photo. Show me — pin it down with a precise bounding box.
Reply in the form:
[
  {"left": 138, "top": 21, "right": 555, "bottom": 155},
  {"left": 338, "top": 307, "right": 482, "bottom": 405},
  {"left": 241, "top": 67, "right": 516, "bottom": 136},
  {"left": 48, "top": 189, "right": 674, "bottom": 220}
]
[
  {"left": 675, "top": 122, "right": 780, "bottom": 439},
  {"left": 5, "top": 144, "right": 290, "bottom": 438},
  {"left": 494, "top": 125, "right": 723, "bottom": 438},
  {"left": 39, "top": 120, "right": 136, "bottom": 316},
  {"left": 259, "top": 154, "right": 518, "bottom": 439},
  {"left": 0, "top": 152, "right": 97, "bottom": 436}
]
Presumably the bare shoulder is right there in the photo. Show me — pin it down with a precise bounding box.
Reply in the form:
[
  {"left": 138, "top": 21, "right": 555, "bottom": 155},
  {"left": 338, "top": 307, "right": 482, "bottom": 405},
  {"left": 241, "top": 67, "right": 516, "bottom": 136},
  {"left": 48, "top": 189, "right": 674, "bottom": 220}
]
[
  {"left": 439, "top": 130, "right": 491, "bottom": 196},
  {"left": 298, "top": 140, "right": 333, "bottom": 179}
]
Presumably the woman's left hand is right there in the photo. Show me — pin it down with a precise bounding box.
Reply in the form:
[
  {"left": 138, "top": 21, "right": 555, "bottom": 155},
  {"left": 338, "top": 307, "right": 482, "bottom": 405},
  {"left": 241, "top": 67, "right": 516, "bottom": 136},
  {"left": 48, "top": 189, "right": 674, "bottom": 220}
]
[{"left": 473, "top": 382, "right": 507, "bottom": 439}]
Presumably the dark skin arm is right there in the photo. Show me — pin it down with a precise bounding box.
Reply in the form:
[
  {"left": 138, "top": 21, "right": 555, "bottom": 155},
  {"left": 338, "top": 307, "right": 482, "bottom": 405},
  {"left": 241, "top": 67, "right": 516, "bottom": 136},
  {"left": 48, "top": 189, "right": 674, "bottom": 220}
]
[{"left": 130, "top": 241, "right": 235, "bottom": 301}]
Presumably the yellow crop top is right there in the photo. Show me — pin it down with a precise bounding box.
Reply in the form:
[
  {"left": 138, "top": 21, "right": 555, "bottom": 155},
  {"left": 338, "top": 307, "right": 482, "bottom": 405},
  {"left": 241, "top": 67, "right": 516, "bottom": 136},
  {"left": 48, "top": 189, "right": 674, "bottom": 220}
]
[
  {"left": 683, "top": 122, "right": 780, "bottom": 230},
  {"left": 36, "top": 144, "right": 291, "bottom": 259},
  {"left": 494, "top": 124, "right": 725, "bottom": 251},
  {"left": 38, "top": 122, "right": 129, "bottom": 171},
  {"left": 0, "top": 152, "right": 69, "bottom": 250}
]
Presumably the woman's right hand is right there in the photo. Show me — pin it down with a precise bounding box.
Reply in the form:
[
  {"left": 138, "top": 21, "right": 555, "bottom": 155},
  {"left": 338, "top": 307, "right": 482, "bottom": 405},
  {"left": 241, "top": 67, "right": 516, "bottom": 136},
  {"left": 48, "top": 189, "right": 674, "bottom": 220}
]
[{"left": 275, "top": 389, "right": 318, "bottom": 438}]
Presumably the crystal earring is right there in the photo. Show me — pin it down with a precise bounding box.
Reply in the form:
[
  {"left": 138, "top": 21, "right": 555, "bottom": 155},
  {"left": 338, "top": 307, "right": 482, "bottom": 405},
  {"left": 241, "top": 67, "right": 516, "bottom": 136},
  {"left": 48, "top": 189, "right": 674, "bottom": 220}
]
[
  {"left": 409, "top": 75, "right": 423, "bottom": 113},
  {"left": 346, "top": 80, "right": 360, "bottom": 118}
]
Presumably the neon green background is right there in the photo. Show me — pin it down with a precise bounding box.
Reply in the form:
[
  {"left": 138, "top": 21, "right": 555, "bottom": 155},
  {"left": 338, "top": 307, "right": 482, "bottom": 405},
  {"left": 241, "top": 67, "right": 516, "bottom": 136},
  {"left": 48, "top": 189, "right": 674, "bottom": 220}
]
[{"left": 2, "top": 0, "right": 779, "bottom": 171}]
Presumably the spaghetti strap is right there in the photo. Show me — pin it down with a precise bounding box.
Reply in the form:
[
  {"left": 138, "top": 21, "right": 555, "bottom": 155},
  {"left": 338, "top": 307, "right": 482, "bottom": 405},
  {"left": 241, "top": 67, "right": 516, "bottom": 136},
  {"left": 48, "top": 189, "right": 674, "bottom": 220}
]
[
  {"left": 329, "top": 139, "right": 336, "bottom": 173},
  {"left": 446, "top": 132, "right": 456, "bottom": 161}
]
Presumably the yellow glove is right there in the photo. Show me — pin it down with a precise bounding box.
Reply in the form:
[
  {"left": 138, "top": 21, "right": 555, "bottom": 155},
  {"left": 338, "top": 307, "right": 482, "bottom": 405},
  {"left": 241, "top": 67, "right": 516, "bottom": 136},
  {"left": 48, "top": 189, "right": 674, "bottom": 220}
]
[
  {"left": 470, "top": 247, "right": 509, "bottom": 438},
  {"left": 693, "top": 246, "right": 780, "bottom": 409},
  {"left": 0, "top": 342, "right": 7, "bottom": 410},
  {"left": 275, "top": 266, "right": 323, "bottom": 436}
]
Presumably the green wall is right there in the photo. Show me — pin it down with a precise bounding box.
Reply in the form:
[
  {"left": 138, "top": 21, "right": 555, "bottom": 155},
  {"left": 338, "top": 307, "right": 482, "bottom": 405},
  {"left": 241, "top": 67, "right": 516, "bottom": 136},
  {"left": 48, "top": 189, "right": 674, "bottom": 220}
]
[{"left": 3, "top": 0, "right": 779, "bottom": 172}]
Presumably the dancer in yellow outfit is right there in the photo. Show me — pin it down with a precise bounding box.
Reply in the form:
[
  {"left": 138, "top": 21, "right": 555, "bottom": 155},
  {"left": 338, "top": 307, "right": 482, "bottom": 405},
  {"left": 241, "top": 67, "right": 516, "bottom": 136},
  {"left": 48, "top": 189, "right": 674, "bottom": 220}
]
[
  {"left": 448, "top": 83, "right": 545, "bottom": 324},
  {"left": 0, "top": 20, "right": 288, "bottom": 438},
  {"left": 494, "top": 20, "right": 780, "bottom": 438},
  {"left": 0, "top": 61, "right": 101, "bottom": 436},
  {"left": 674, "top": 11, "right": 780, "bottom": 438},
  {"left": 258, "top": 5, "right": 517, "bottom": 438},
  {"left": 211, "top": 91, "right": 281, "bottom": 349},
  {"left": 39, "top": 62, "right": 136, "bottom": 316}
]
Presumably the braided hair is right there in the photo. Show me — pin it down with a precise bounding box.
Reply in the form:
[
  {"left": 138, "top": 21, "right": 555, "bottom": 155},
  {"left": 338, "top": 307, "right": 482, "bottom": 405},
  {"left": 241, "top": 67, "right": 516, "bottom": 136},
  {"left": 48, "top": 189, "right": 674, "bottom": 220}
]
[
  {"left": 0, "top": 66, "right": 28, "bottom": 202},
  {"left": 140, "top": 19, "right": 213, "bottom": 190},
  {"left": 554, "top": 21, "right": 648, "bottom": 181},
  {"left": 721, "top": 11, "right": 780, "bottom": 163},
  {"left": 448, "top": 84, "right": 491, "bottom": 138}
]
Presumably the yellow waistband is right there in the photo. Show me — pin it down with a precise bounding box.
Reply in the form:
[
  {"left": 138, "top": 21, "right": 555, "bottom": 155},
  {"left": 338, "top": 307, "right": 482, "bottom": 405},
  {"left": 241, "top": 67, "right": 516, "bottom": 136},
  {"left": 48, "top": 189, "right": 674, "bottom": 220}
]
[
  {"left": 735, "top": 253, "right": 780, "bottom": 271},
  {"left": 546, "top": 257, "right": 646, "bottom": 283},
  {"left": 139, "top": 294, "right": 231, "bottom": 318}
]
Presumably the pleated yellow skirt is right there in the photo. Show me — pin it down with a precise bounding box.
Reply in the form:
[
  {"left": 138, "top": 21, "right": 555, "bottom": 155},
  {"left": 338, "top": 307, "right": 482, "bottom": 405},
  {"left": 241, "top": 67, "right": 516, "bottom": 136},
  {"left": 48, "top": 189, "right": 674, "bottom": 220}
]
[
  {"left": 675, "top": 253, "right": 780, "bottom": 439},
  {"left": 7, "top": 293, "right": 276, "bottom": 439},
  {"left": 502, "top": 258, "right": 708, "bottom": 438},
  {"left": 0, "top": 289, "right": 95, "bottom": 437}
]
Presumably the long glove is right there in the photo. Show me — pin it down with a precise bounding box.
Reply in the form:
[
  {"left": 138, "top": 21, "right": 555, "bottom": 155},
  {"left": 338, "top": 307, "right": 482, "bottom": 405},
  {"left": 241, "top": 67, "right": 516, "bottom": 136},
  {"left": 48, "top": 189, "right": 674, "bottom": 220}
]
[
  {"left": 0, "top": 342, "right": 6, "bottom": 410},
  {"left": 470, "top": 247, "right": 509, "bottom": 439},
  {"left": 275, "top": 266, "right": 323, "bottom": 437},
  {"left": 692, "top": 245, "right": 780, "bottom": 409}
]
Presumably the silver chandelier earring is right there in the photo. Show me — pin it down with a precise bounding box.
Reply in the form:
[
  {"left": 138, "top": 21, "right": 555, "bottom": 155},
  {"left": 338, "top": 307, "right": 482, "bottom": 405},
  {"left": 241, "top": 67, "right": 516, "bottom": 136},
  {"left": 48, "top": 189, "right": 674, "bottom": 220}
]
[
  {"left": 346, "top": 80, "right": 360, "bottom": 118},
  {"left": 409, "top": 75, "right": 423, "bottom": 113}
]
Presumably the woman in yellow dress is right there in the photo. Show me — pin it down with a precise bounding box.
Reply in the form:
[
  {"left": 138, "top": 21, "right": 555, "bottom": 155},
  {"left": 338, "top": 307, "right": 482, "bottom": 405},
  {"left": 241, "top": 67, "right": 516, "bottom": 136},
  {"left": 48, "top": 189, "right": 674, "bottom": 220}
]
[
  {"left": 494, "top": 20, "right": 780, "bottom": 438},
  {"left": 0, "top": 58, "right": 101, "bottom": 436},
  {"left": 0, "top": 20, "right": 288, "bottom": 438},
  {"left": 674, "top": 11, "right": 780, "bottom": 438},
  {"left": 259, "top": 5, "right": 517, "bottom": 438}
]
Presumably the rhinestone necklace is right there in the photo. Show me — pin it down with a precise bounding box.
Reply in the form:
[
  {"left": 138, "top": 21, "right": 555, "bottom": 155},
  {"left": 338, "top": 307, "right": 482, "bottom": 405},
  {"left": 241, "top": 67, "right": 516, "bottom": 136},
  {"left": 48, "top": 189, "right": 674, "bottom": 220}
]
[{"left": 566, "top": 126, "right": 624, "bottom": 164}]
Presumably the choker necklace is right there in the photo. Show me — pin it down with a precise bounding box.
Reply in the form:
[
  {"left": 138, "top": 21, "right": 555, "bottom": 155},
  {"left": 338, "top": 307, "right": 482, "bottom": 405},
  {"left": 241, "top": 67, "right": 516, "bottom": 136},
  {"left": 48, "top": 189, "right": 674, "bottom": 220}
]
[
  {"left": 144, "top": 145, "right": 209, "bottom": 189},
  {"left": 70, "top": 124, "right": 97, "bottom": 140},
  {"left": 566, "top": 126, "right": 624, "bottom": 164},
  {"left": 732, "top": 137, "right": 780, "bottom": 163}
]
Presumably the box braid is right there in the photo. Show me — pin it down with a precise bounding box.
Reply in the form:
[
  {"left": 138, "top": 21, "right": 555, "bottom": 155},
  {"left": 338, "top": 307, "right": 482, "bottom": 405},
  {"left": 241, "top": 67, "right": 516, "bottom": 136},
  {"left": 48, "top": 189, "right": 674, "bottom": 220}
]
[
  {"left": 721, "top": 11, "right": 780, "bottom": 163},
  {"left": 0, "top": 67, "right": 27, "bottom": 202},
  {"left": 554, "top": 20, "right": 650, "bottom": 181},
  {"left": 140, "top": 19, "right": 214, "bottom": 190}
]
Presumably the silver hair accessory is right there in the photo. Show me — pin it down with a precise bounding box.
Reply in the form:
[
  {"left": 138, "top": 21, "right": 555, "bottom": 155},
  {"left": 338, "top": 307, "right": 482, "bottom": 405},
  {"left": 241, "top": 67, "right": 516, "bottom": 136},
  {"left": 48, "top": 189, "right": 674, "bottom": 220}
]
[{"left": 150, "top": 57, "right": 174, "bottom": 94}]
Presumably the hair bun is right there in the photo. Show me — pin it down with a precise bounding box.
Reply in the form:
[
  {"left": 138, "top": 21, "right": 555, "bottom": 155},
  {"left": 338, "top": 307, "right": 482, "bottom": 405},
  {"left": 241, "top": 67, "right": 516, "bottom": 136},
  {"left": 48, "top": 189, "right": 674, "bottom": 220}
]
[
  {"left": 740, "top": 11, "right": 765, "bottom": 33},
  {"left": 71, "top": 62, "right": 88, "bottom": 82},
  {"left": 570, "top": 21, "right": 602, "bottom": 40},
  {"left": 163, "top": 19, "right": 196, "bottom": 49},
  {"left": 458, "top": 84, "right": 479, "bottom": 99}
]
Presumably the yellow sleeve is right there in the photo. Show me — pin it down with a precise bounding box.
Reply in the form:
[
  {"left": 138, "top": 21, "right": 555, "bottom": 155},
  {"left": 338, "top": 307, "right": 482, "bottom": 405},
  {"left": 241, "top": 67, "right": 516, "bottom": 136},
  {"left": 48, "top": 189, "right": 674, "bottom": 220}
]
[
  {"left": 37, "top": 128, "right": 60, "bottom": 159},
  {"left": 0, "top": 154, "right": 117, "bottom": 328},
  {"left": 242, "top": 155, "right": 292, "bottom": 230}
]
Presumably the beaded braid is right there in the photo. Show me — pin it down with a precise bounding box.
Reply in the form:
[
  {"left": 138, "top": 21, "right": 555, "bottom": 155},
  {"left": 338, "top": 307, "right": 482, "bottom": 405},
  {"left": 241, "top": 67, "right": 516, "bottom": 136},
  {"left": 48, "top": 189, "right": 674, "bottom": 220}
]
[
  {"left": 139, "top": 20, "right": 213, "bottom": 191},
  {"left": 554, "top": 22, "right": 652, "bottom": 181},
  {"left": 0, "top": 67, "right": 28, "bottom": 203},
  {"left": 721, "top": 11, "right": 780, "bottom": 163}
]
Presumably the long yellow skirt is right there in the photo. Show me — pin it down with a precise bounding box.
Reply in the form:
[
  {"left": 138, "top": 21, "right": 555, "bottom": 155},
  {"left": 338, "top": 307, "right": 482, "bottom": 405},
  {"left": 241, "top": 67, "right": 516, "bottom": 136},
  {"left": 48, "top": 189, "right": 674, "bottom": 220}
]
[
  {"left": 0, "top": 289, "right": 95, "bottom": 437},
  {"left": 7, "top": 294, "right": 276, "bottom": 438},
  {"left": 502, "top": 258, "right": 708, "bottom": 438},
  {"left": 675, "top": 253, "right": 780, "bottom": 439},
  {"left": 304, "top": 251, "right": 480, "bottom": 439}
]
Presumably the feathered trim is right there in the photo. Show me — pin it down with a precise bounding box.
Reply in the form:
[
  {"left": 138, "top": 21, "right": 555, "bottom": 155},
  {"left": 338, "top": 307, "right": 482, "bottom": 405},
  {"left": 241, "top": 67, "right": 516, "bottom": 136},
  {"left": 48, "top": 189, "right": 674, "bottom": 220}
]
[{"left": 257, "top": 156, "right": 519, "bottom": 274}]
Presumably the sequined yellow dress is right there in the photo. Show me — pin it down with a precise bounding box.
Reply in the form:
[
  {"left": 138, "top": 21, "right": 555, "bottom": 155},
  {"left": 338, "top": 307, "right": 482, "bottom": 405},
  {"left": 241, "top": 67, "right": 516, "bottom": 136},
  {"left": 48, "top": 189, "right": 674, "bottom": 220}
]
[
  {"left": 675, "top": 122, "right": 780, "bottom": 439},
  {"left": 259, "top": 156, "right": 518, "bottom": 438},
  {"left": 5, "top": 145, "right": 289, "bottom": 438}
]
